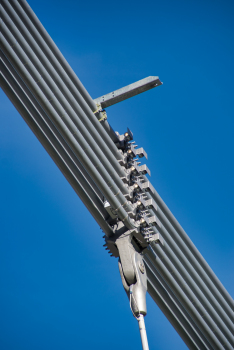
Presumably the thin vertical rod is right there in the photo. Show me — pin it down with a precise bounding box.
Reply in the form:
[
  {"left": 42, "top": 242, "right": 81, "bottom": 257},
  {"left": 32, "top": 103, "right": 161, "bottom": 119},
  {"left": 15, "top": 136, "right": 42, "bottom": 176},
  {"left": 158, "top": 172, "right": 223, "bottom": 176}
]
[{"left": 138, "top": 315, "right": 149, "bottom": 350}]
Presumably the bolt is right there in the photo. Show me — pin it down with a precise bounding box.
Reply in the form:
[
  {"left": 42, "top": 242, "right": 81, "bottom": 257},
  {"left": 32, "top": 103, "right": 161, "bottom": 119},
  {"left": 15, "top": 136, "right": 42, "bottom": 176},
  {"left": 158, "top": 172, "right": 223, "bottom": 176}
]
[{"left": 139, "top": 262, "right": 145, "bottom": 274}]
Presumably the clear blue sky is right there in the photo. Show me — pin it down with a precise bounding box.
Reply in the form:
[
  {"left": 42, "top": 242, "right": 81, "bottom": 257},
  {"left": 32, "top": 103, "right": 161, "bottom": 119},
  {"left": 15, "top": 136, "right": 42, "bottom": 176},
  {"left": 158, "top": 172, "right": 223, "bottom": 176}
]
[{"left": 0, "top": 0, "right": 233, "bottom": 349}]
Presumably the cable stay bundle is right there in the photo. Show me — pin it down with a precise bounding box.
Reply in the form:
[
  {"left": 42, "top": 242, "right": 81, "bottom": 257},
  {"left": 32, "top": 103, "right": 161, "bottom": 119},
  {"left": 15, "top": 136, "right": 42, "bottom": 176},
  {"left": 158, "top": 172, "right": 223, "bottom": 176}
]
[{"left": 0, "top": 1, "right": 233, "bottom": 349}]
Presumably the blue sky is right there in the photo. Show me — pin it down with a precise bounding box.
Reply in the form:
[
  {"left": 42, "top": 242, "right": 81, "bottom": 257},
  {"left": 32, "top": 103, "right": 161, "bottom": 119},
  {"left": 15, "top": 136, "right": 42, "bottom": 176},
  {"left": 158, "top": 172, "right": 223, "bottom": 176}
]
[{"left": 0, "top": 0, "right": 233, "bottom": 349}]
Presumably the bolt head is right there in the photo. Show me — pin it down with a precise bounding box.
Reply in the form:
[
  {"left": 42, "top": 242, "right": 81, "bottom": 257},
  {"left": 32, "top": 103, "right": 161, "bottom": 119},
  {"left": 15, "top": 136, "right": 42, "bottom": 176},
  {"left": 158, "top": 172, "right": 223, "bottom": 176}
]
[{"left": 139, "top": 262, "right": 145, "bottom": 274}]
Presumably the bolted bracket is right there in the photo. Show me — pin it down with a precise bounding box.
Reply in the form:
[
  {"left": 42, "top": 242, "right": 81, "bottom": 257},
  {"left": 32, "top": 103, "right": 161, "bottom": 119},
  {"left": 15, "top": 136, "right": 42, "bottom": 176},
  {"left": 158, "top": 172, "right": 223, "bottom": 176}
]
[
  {"left": 130, "top": 252, "right": 148, "bottom": 316},
  {"left": 117, "top": 242, "right": 147, "bottom": 316},
  {"left": 118, "top": 242, "right": 150, "bottom": 350},
  {"left": 116, "top": 232, "right": 136, "bottom": 285},
  {"left": 93, "top": 102, "right": 108, "bottom": 122},
  {"left": 94, "top": 76, "right": 162, "bottom": 109}
]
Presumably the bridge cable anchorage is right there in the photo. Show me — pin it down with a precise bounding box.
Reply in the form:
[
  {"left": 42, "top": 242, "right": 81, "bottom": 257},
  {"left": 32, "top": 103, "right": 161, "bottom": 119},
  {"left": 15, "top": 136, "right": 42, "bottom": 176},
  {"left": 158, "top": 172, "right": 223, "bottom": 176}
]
[{"left": 118, "top": 244, "right": 149, "bottom": 350}]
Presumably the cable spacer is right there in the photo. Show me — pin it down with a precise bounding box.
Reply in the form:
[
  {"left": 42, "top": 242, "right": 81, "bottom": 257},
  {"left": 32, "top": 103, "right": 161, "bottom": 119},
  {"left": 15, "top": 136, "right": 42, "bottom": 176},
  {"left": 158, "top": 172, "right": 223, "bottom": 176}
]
[{"left": 94, "top": 103, "right": 108, "bottom": 122}]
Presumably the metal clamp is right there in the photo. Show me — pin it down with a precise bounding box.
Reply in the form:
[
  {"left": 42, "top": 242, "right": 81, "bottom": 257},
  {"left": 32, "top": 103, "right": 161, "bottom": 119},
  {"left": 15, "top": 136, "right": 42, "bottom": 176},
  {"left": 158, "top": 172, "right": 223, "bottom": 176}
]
[
  {"left": 118, "top": 250, "right": 149, "bottom": 350},
  {"left": 94, "top": 103, "right": 107, "bottom": 122}
]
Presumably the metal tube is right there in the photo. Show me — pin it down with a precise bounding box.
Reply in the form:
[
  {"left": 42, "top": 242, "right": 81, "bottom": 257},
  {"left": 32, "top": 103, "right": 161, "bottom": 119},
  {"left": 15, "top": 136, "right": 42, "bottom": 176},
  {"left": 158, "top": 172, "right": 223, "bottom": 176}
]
[
  {"left": 0, "top": 34, "right": 135, "bottom": 229},
  {"left": 149, "top": 200, "right": 233, "bottom": 323},
  {"left": 148, "top": 248, "right": 231, "bottom": 350},
  {"left": 1, "top": 4, "right": 129, "bottom": 197},
  {"left": 145, "top": 255, "right": 213, "bottom": 350},
  {"left": 6, "top": 0, "right": 125, "bottom": 165},
  {"left": 19, "top": 0, "right": 232, "bottom": 314},
  {"left": 0, "top": 19, "right": 132, "bottom": 217},
  {"left": 144, "top": 187, "right": 233, "bottom": 322},
  {"left": 0, "top": 56, "right": 112, "bottom": 237},
  {"left": 2, "top": 2, "right": 232, "bottom": 348},
  {"left": 1, "top": 41, "right": 213, "bottom": 350},
  {"left": 18, "top": 0, "right": 95, "bottom": 110},
  {"left": 144, "top": 175, "right": 233, "bottom": 309},
  {"left": 101, "top": 120, "right": 120, "bottom": 143},
  {"left": 145, "top": 202, "right": 232, "bottom": 330},
  {"left": 154, "top": 219, "right": 233, "bottom": 332},
  {"left": 151, "top": 234, "right": 233, "bottom": 343},
  {"left": 137, "top": 315, "right": 149, "bottom": 350},
  {"left": 0, "top": 49, "right": 104, "bottom": 206},
  {"left": 15, "top": 0, "right": 125, "bottom": 161}
]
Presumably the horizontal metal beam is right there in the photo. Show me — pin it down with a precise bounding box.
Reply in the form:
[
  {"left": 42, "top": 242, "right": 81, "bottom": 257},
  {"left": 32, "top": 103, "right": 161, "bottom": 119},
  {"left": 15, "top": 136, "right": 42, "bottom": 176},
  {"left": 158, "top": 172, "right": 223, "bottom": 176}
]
[{"left": 94, "top": 76, "right": 162, "bottom": 108}]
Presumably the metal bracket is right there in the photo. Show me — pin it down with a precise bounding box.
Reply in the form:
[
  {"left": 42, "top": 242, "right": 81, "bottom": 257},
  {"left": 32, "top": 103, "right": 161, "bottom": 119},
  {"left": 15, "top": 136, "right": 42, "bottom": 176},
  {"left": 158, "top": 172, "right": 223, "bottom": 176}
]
[
  {"left": 118, "top": 250, "right": 149, "bottom": 350},
  {"left": 116, "top": 232, "right": 136, "bottom": 285},
  {"left": 94, "top": 76, "right": 162, "bottom": 109},
  {"left": 118, "top": 251, "right": 147, "bottom": 316},
  {"left": 104, "top": 227, "right": 162, "bottom": 350},
  {"left": 93, "top": 102, "right": 107, "bottom": 122}
]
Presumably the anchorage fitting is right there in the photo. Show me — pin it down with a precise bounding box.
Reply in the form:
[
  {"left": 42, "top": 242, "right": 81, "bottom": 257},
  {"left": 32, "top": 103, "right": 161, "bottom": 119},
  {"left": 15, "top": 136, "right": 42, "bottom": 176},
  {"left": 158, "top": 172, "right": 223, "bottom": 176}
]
[
  {"left": 117, "top": 234, "right": 149, "bottom": 350},
  {"left": 118, "top": 250, "right": 147, "bottom": 317}
]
